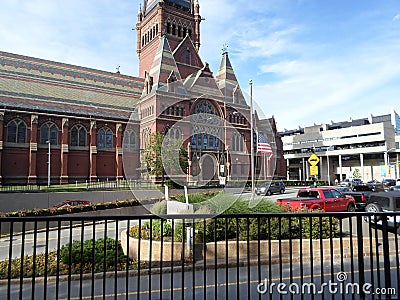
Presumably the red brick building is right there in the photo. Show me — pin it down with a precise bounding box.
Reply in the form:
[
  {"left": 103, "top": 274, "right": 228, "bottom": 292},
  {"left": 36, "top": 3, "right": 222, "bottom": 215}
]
[{"left": 0, "top": 0, "right": 285, "bottom": 185}]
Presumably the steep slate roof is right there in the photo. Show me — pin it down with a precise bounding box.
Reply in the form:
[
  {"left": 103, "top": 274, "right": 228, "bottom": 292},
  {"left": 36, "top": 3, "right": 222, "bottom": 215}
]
[
  {"left": 147, "top": 36, "right": 186, "bottom": 94},
  {"left": 216, "top": 51, "right": 246, "bottom": 105},
  {"left": 184, "top": 63, "right": 224, "bottom": 99},
  {"left": 0, "top": 51, "right": 144, "bottom": 120}
]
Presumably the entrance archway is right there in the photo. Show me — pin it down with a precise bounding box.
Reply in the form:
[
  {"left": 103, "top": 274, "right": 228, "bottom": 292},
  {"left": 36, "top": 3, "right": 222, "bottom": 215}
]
[{"left": 200, "top": 154, "right": 217, "bottom": 182}]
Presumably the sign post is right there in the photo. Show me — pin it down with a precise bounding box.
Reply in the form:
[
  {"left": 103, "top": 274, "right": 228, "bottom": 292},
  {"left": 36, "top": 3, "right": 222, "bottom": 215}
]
[{"left": 308, "top": 153, "right": 320, "bottom": 177}]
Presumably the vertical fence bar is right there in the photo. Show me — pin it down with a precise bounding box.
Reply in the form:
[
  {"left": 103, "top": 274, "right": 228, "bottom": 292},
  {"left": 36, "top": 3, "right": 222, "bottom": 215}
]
[
  {"left": 125, "top": 219, "right": 130, "bottom": 300},
  {"left": 247, "top": 217, "right": 250, "bottom": 300},
  {"left": 395, "top": 221, "right": 400, "bottom": 296},
  {"left": 149, "top": 218, "right": 153, "bottom": 300},
  {"left": 268, "top": 217, "right": 272, "bottom": 300},
  {"left": 56, "top": 220, "right": 61, "bottom": 300},
  {"left": 348, "top": 216, "right": 355, "bottom": 300},
  {"left": 299, "top": 216, "right": 304, "bottom": 300},
  {"left": 289, "top": 216, "right": 293, "bottom": 300},
  {"left": 92, "top": 220, "right": 96, "bottom": 300},
  {"left": 80, "top": 220, "right": 84, "bottom": 299},
  {"left": 329, "top": 216, "right": 334, "bottom": 300},
  {"left": 356, "top": 215, "right": 365, "bottom": 299},
  {"left": 203, "top": 218, "right": 207, "bottom": 300},
  {"left": 171, "top": 219, "right": 175, "bottom": 300},
  {"left": 103, "top": 220, "right": 108, "bottom": 300},
  {"left": 309, "top": 216, "right": 314, "bottom": 300},
  {"left": 115, "top": 219, "right": 119, "bottom": 300},
  {"left": 257, "top": 217, "right": 261, "bottom": 300},
  {"left": 19, "top": 221, "right": 26, "bottom": 300},
  {"left": 214, "top": 217, "right": 218, "bottom": 300},
  {"left": 367, "top": 216, "right": 375, "bottom": 298},
  {"left": 181, "top": 219, "right": 185, "bottom": 300},
  {"left": 278, "top": 216, "right": 283, "bottom": 300},
  {"left": 160, "top": 218, "right": 164, "bottom": 300},
  {"left": 381, "top": 216, "right": 392, "bottom": 295},
  {"left": 192, "top": 217, "right": 196, "bottom": 300},
  {"left": 236, "top": 217, "right": 239, "bottom": 298},
  {"left": 373, "top": 217, "right": 382, "bottom": 297},
  {"left": 319, "top": 216, "right": 324, "bottom": 300},
  {"left": 43, "top": 220, "right": 50, "bottom": 300},
  {"left": 68, "top": 220, "right": 73, "bottom": 300},
  {"left": 225, "top": 216, "right": 229, "bottom": 299},
  {"left": 137, "top": 219, "right": 142, "bottom": 300},
  {"left": 31, "top": 221, "right": 38, "bottom": 300},
  {"left": 7, "top": 221, "right": 13, "bottom": 300}
]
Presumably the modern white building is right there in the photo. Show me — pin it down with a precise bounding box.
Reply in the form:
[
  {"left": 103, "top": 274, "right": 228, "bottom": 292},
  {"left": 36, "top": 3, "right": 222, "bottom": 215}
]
[{"left": 280, "top": 110, "right": 400, "bottom": 183}]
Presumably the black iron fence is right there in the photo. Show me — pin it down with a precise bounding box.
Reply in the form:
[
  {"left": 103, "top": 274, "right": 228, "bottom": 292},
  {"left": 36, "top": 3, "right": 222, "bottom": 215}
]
[{"left": 0, "top": 213, "right": 399, "bottom": 299}]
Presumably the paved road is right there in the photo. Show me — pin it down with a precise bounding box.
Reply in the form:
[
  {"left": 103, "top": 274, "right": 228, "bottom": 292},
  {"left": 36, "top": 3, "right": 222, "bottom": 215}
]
[{"left": 2, "top": 253, "right": 398, "bottom": 299}]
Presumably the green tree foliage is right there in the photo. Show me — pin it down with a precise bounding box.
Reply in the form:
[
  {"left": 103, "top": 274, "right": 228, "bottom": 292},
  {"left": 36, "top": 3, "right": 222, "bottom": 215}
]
[
  {"left": 143, "top": 132, "right": 188, "bottom": 181},
  {"left": 352, "top": 168, "right": 361, "bottom": 179}
]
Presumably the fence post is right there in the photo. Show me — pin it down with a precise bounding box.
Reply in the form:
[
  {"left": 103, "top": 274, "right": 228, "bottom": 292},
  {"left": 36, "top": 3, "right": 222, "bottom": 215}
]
[
  {"left": 381, "top": 216, "right": 392, "bottom": 297},
  {"left": 356, "top": 215, "right": 366, "bottom": 299}
]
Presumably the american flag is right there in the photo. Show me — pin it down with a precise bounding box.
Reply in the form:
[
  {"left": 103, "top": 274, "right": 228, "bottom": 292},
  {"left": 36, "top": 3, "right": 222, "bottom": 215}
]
[{"left": 257, "top": 133, "right": 273, "bottom": 157}]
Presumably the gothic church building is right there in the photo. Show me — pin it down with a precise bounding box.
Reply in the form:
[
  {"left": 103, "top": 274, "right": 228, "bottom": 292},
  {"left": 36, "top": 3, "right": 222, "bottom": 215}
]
[{"left": 0, "top": 0, "right": 285, "bottom": 185}]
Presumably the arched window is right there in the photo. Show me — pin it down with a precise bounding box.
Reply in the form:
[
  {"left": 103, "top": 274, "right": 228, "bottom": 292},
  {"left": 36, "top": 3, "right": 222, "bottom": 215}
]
[
  {"left": 123, "top": 130, "right": 136, "bottom": 150},
  {"left": 70, "top": 125, "right": 87, "bottom": 147},
  {"left": 172, "top": 24, "right": 176, "bottom": 35},
  {"left": 40, "top": 122, "right": 58, "bottom": 145},
  {"left": 6, "top": 119, "right": 27, "bottom": 143},
  {"left": 98, "top": 127, "right": 113, "bottom": 149},
  {"left": 185, "top": 50, "right": 191, "bottom": 65}
]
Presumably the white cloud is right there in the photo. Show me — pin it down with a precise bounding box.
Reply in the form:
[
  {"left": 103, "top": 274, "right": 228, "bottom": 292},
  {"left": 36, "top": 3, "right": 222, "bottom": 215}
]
[{"left": 393, "top": 13, "right": 400, "bottom": 21}]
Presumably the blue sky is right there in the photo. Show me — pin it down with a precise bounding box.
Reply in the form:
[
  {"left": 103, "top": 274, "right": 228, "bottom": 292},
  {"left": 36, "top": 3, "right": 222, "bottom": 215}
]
[{"left": 1, "top": 0, "right": 400, "bottom": 130}]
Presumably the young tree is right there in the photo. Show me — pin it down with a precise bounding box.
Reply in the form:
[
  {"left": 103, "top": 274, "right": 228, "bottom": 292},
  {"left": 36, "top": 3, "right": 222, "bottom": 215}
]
[
  {"left": 352, "top": 168, "right": 361, "bottom": 179},
  {"left": 142, "top": 132, "right": 188, "bottom": 183}
]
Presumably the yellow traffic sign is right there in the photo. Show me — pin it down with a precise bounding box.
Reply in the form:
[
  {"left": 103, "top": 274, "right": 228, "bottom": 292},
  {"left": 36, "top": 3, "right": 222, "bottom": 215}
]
[
  {"left": 310, "top": 165, "right": 319, "bottom": 176},
  {"left": 308, "top": 154, "right": 320, "bottom": 166}
]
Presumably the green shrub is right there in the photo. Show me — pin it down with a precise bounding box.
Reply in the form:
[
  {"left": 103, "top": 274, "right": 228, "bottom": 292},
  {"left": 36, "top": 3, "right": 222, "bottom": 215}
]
[
  {"left": 151, "top": 200, "right": 167, "bottom": 215},
  {"left": 59, "top": 238, "right": 126, "bottom": 267}
]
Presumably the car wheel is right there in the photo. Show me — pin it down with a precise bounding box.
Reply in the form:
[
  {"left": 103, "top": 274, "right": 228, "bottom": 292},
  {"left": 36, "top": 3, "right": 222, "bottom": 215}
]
[
  {"left": 280, "top": 189, "right": 285, "bottom": 194},
  {"left": 347, "top": 203, "right": 355, "bottom": 212},
  {"left": 365, "top": 203, "right": 382, "bottom": 222},
  {"left": 266, "top": 190, "right": 272, "bottom": 196}
]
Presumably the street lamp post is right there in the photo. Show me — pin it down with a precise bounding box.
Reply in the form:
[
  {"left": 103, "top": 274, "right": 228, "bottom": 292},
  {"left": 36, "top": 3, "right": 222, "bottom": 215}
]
[
  {"left": 384, "top": 148, "right": 395, "bottom": 178},
  {"left": 47, "top": 140, "right": 51, "bottom": 187}
]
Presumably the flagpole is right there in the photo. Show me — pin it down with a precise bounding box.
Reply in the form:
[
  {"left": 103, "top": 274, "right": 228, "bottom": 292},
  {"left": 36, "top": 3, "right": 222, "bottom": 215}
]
[
  {"left": 264, "top": 153, "right": 267, "bottom": 180},
  {"left": 250, "top": 80, "right": 255, "bottom": 201}
]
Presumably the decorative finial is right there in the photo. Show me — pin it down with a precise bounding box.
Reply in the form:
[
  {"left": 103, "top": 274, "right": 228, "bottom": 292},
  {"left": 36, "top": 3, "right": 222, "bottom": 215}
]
[{"left": 222, "top": 43, "right": 228, "bottom": 54}]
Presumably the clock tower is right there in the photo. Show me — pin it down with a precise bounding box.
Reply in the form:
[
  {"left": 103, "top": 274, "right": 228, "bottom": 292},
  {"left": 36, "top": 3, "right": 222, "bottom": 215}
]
[{"left": 136, "top": 0, "right": 202, "bottom": 78}]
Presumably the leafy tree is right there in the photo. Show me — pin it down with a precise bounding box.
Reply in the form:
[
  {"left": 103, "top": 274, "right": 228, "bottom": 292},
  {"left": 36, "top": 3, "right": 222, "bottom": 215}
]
[
  {"left": 352, "top": 168, "right": 361, "bottom": 179},
  {"left": 142, "top": 132, "right": 188, "bottom": 182}
]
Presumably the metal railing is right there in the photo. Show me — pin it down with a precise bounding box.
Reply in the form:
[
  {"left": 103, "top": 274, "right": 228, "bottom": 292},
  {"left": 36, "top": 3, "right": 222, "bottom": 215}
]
[{"left": 0, "top": 212, "right": 399, "bottom": 299}]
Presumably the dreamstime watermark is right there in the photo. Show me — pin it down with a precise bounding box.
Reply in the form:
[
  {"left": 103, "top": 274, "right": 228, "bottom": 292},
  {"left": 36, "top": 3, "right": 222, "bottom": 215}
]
[{"left": 257, "top": 272, "right": 397, "bottom": 296}]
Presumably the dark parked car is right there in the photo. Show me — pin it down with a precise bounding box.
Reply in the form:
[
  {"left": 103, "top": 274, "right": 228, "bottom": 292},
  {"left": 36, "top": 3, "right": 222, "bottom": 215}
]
[
  {"left": 382, "top": 179, "right": 397, "bottom": 187},
  {"left": 364, "top": 191, "right": 400, "bottom": 230},
  {"left": 256, "top": 181, "right": 285, "bottom": 196},
  {"left": 390, "top": 185, "right": 400, "bottom": 191},
  {"left": 50, "top": 200, "right": 91, "bottom": 210}
]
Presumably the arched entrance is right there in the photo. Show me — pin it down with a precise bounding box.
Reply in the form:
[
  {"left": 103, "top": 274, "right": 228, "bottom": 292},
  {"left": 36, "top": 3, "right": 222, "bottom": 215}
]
[{"left": 199, "top": 154, "right": 217, "bottom": 182}]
